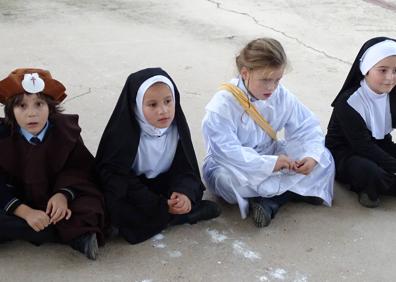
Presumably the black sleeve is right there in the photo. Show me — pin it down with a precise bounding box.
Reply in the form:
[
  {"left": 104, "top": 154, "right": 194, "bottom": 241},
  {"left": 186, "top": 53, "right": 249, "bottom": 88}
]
[
  {"left": 0, "top": 173, "right": 22, "bottom": 214},
  {"left": 58, "top": 188, "right": 76, "bottom": 202},
  {"left": 168, "top": 142, "right": 204, "bottom": 204},
  {"left": 335, "top": 100, "right": 396, "bottom": 172}
]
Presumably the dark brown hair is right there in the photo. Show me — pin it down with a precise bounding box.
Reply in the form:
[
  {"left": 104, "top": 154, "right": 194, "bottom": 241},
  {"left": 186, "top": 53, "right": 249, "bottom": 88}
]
[{"left": 3, "top": 92, "right": 63, "bottom": 130}]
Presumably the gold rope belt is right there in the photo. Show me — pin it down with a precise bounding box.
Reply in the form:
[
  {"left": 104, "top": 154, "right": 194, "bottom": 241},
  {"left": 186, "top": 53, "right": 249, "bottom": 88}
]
[{"left": 220, "top": 83, "right": 277, "bottom": 140}]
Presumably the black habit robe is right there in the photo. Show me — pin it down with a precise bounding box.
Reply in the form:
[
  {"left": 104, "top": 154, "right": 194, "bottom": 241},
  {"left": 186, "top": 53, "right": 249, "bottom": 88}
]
[
  {"left": 95, "top": 68, "right": 204, "bottom": 244},
  {"left": 325, "top": 37, "right": 396, "bottom": 197},
  {"left": 0, "top": 114, "right": 105, "bottom": 244}
]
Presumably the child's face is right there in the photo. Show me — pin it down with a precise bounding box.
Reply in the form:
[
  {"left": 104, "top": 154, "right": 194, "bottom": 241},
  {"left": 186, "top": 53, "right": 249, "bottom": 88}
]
[
  {"left": 13, "top": 93, "right": 49, "bottom": 135},
  {"left": 365, "top": 55, "right": 396, "bottom": 94},
  {"left": 241, "top": 66, "right": 284, "bottom": 100},
  {"left": 142, "top": 82, "right": 175, "bottom": 128}
]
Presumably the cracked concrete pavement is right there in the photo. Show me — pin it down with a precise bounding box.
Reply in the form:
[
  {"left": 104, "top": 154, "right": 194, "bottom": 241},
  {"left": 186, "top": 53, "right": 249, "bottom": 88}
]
[{"left": 0, "top": 0, "right": 396, "bottom": 281}]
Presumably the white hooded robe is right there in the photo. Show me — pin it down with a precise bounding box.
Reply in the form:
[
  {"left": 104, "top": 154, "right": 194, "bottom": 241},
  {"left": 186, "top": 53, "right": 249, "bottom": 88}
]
[{"left": 202, "top": 78, "right": 334, "bottom": 218}]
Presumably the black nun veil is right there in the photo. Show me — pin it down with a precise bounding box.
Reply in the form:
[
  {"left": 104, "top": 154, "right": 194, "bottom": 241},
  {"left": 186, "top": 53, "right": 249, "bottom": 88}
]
[{"left": 96, "top": 67, "right": 202, "bottom": 177}]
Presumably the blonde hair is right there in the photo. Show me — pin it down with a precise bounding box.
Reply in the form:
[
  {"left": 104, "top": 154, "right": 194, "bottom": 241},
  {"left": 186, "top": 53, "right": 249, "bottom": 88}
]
[{"left": 236, "top": 38, "right": 287, "bottom": 72}]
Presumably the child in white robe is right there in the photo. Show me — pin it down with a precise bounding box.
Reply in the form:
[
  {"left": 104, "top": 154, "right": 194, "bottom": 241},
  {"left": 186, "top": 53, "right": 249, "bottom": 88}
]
[{"left": 202, "top": 38, "right": 334, "bottom": 227}]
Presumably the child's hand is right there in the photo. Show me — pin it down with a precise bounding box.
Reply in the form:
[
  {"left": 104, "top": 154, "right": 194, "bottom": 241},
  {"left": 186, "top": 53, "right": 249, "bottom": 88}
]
[
  {"left": 168, "top": 192, "right": 191, "bottom": 215},
  {"left": 46, "top": 193, "right": 72, "bottom": 224},
  {"left": 14, "top": 204, "right": 50, "bottom": 232},
  {"left": 293, "top": 157, "right": 317, "bottom": 175},
  {"left": 167, "top": 196, "right": 178, "bottom": 211},
  {"left": 26, "top": 209, "right": 51, "bottom": 232},
  {"left": 273, "top": 154, "right": 295, "bottom": 172}
]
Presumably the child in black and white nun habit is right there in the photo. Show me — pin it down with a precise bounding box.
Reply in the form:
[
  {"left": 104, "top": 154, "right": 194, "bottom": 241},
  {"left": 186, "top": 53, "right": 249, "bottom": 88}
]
[
  {"left": 326, "top": 37, "right": 396, "bottom": 208},
  {"left": 96, "top": 68, "right": 221, "bottom": 244},
  {"left": 202, "top": 38, "right": 334, "bottom": 228}
]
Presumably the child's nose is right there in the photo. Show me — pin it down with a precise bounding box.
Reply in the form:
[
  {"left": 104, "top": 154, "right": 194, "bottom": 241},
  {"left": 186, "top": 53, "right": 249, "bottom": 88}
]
[
  {"left": 27, "top": 107, "right": 37, "bottom": 116},
  {"left": 267, "top": 82, "right": 277, "bottom": 91},
  {"left": 387, "top": 71, "right": 396, "bottom": 80},
  {"left": 159, "top": 104, "right": 168, "bottom": 113}
]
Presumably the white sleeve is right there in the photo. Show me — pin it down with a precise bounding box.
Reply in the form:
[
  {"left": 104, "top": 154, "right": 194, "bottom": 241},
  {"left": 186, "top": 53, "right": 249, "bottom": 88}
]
[
  {"left": 202, "top": 111, "right": 278, "bottom": 177},
  {"left": 282, "top": 92, "right": 327, "bottom": 164}
]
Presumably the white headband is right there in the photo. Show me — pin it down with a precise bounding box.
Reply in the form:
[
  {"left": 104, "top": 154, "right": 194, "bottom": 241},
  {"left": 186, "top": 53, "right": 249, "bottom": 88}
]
[
  {"left": 135, "top": 75, "right": 176, "bottom": 136},
  {"left": 359, "top": 40, "right": 396, "bottom": 75},
  {"left": 136, "top": 75, "right": 175, "bottom": 113}
]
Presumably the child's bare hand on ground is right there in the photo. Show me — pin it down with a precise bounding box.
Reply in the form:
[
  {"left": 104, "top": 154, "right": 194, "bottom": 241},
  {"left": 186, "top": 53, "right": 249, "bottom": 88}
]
[
  {"left": 294, "top": 157, "right": 317, "bottom": 175},
  {"left": 46, "top": 193, "right": 72, "bottom": 224}
]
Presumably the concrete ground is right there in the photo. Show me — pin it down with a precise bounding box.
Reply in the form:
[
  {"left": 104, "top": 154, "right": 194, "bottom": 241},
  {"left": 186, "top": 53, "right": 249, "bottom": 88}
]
[{"left": 0, "top": 0, "right": 396, "bottom": 281}]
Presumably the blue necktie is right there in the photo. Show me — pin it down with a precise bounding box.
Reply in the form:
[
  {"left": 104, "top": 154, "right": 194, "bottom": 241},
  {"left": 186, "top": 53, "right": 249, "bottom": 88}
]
[{"left": 30, "top": 137, "right": 41, "bottom": 145}]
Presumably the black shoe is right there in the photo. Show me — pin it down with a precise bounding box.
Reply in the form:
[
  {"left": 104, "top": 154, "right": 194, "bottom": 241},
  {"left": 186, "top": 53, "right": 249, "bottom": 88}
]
[
  {"left": 293, "top": 195, "right": 324, "bottom": 205},
  {"left": 358, "top": 192, "right": 380, "bottom": 208},
  {"left": 104, "top": 225, "right": 119, "bottom": 239},
  {"left": 249, "top": 198, "right": 273, "bottom": 228},
  {"left": 168, "top": 214, "right": 189, "bottom": 226},
  {"left": 69, "top": 233, "right": 99, "bottom": 260},
  {"left": 187, "top": 200, "right": 221, "bottom": 224},
  {"left": 302, "top": 196, "right": 323, "bottom": 205}
]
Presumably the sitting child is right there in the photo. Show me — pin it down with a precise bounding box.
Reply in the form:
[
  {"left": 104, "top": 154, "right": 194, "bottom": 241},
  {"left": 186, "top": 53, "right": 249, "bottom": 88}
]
[
  {"left": 0, "top": 68, "right": 105, "bottom": 260},
  {"left": 96, "top": 68, "right": 221, "bottom": 244},
  {"left": 326, "top": 37, "right": 396, "bottom": 207},
  {"left": 202, "top": 38, "right": 334, "bottom": 227}
]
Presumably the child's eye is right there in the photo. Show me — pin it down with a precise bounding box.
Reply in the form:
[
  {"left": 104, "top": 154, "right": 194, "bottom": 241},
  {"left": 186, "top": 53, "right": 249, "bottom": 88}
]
[
  {"left": 149, "top": 103, "right": 156, "bottom": 108},
  {"left": 165, "top": 99, "right": 172, "bottom": 105},
  {"left": 18, "top": 103, "right": 26, "bottom": 109},
  {"left": 377, "top": 68, "right": 389, "bottom": 74}
]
